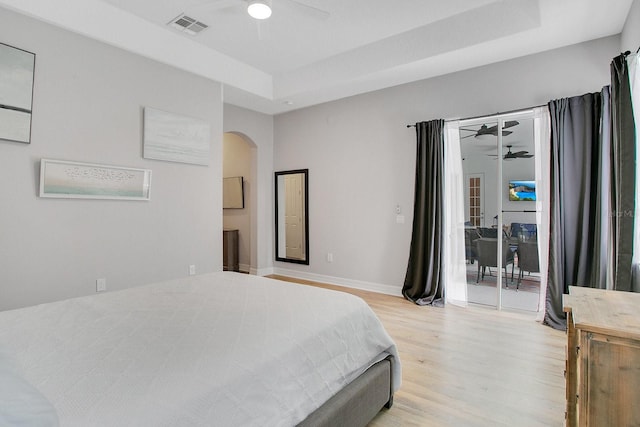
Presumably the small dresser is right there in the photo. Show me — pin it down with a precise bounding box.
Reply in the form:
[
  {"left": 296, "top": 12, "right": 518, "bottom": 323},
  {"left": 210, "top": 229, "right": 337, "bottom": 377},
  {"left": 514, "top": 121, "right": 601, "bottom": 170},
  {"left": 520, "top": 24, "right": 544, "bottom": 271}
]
[
  {"left": 223, "top": 229, "right": 239, "bottom": 272},
  {"left": 563, "top": 286, "right": 640, "bottom": 426}
]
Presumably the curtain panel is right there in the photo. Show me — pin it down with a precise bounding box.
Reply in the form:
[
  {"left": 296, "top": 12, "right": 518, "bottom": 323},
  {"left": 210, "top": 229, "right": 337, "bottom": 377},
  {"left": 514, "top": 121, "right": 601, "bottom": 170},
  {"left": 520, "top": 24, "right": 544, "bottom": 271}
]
[
  {"left": 628, "top": 53, "right": 640, "bottom": 292},
  {"left": 442, "top": 121, "right": 468, "bottom": 306},
  {"left": 403, "top": 120, "right": 445, "bottom": 306},
  {"left": 611, "top": 53, "right": 637, "bottom": 292},
  {"left": 545, "top": 89, "right": 612, "bottom": 330}
]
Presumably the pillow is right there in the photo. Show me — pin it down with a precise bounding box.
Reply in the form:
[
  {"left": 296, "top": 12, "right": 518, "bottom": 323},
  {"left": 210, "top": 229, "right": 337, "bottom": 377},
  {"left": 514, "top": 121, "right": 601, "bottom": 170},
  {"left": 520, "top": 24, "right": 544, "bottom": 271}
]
[{"left": 0, "top": 353, "right": 59, "bottom": 427}]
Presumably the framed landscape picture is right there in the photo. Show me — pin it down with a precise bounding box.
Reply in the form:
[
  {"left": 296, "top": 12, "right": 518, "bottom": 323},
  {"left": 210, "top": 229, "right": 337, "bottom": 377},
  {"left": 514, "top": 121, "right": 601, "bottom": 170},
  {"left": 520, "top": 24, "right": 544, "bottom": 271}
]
[{"left": 0, "top": 43, "right": 35, "bottom": 144}]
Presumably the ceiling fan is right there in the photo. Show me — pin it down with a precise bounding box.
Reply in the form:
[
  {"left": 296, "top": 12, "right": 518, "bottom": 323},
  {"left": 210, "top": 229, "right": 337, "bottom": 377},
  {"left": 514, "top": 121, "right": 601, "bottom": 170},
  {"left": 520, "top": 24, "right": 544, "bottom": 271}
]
[
  {"left": 488, "top": 144, "right": 534, "bottom": 160},
  {"left": 194, "top": 0, "right": 330, "bottom": 20},
  {"left": 460, "top": 120, "right": 519, "bottom": 139}
]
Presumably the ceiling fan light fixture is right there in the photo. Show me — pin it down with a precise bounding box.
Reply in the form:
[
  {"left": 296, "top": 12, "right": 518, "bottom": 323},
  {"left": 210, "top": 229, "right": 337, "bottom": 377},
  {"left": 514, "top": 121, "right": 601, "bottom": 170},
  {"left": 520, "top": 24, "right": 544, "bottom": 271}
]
[{"left": 248, "top": 0, "right": 272, "bottom": 20}]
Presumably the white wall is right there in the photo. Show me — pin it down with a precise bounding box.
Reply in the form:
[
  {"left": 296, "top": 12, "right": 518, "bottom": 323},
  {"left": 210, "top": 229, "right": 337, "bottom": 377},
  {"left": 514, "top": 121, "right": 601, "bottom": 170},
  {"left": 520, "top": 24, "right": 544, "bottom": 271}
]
[
  {"left": 273, "top": 35, "right": 620, "bottom": 294},
  {"left": 622, "top": 0, "right": 640, "bottom": 52},
  {"left": 223, "top": 104, "right": 274, "bottom": 275},
  {"left": 0, "top": 8, "right": 223, "bottom": 310},
  {"left": 223, "top": 133, "right": 252, "bottom": 272}
]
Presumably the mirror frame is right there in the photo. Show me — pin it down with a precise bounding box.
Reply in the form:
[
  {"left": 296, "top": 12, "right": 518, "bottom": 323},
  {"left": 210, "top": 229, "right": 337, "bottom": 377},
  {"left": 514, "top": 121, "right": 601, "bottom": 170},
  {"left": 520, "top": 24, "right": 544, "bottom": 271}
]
[{"left": 274, "top": 169, "right": 309, "bottom": 265}]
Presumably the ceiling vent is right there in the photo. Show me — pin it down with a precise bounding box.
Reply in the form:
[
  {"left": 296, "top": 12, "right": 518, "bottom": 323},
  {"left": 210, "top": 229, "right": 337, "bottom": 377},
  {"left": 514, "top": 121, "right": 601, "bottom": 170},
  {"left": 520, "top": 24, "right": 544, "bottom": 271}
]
[{"left": 168, "top": 14, "right": 209, "bottom": 36}]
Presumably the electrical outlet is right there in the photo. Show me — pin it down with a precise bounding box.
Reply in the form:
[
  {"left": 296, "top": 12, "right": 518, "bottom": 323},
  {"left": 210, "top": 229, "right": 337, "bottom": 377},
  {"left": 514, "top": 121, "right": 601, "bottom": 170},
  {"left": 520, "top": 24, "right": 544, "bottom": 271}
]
[
  {"left": 189, "top": 265, "right": 196, "bottom": 276},
  {"left": 96, "top": 278, "right": 106, "bottom": 292}
]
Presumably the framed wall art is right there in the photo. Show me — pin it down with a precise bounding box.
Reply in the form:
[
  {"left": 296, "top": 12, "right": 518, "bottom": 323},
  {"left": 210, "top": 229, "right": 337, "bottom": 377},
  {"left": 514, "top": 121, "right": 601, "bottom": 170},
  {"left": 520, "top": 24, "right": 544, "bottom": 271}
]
[
  {"left": 143, "top": 107, "right": 211, "bottom": 166},
  {"left": 0, "top": 42, "right": 35, "bottom": 144},
  {"left": 39, "top": 159, "right": 152, "bottom": 200}
]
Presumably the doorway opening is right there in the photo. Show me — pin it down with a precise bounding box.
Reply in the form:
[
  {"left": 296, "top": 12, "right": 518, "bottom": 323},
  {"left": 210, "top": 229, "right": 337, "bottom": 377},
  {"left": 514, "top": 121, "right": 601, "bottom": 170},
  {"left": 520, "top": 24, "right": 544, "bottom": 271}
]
[
  {"left": 223, "top": 132, "right": 257, "bottom": 273},
  {"left": 458, "top": 111, "right": 546, "bottom": 312}
]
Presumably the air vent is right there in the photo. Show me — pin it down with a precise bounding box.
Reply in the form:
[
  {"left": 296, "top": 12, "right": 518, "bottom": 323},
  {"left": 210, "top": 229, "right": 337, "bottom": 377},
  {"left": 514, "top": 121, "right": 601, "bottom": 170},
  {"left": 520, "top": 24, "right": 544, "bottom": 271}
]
[{"left": 168, "top": 14, "right": 209, "bottom": 36}]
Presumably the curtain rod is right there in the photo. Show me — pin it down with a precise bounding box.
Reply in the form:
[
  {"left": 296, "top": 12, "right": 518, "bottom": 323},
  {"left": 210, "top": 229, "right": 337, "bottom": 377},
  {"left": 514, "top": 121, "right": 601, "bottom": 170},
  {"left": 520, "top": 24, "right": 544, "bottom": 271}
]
[{"left": 406, "top": 103, "right": 547, "bottom": 128}]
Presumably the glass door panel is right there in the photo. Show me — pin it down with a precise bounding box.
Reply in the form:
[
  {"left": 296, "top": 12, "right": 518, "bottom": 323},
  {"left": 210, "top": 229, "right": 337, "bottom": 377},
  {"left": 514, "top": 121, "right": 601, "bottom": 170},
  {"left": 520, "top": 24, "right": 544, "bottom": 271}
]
[
  {"left": 460, "top": 121, "right": 498, "bottom": 308},
  {"left": 500, "top": 116, "right": 541, "bottom": 312},
  {"left": 459, "top": 112, "right": 543, "bottom": 312}
]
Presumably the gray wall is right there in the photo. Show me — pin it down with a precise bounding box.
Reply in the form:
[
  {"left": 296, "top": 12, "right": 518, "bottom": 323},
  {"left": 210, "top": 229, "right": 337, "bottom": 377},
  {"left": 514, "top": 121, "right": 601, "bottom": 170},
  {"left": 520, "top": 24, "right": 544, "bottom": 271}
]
[
  {"left": 0, "top": 8, "right": 223, "bottom": 310},
  {"left": 622, "top": 0, "right": 640, "bottom": 52},
  {"left": 273, "top": 35, "right": 620, "bottom": 294}
]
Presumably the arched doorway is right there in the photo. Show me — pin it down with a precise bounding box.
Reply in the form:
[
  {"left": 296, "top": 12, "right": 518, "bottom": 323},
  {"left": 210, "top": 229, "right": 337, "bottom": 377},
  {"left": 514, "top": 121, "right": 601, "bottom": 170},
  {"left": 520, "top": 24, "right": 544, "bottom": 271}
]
[{"left": 223, "top": 132, "right": 257, "bottom": 273}]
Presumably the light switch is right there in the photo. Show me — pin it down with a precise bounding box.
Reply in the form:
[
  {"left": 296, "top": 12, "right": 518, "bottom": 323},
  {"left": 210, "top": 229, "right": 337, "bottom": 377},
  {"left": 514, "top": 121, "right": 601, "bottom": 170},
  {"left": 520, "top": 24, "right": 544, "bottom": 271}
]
[{"left": 396, "top": 215, "right": 405, "bottom": 224}]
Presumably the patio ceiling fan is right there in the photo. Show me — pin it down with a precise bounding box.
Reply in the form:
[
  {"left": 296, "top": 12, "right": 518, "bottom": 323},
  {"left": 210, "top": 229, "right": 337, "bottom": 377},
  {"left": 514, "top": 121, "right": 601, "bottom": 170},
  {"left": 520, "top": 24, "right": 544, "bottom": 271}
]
[
  {"left": 460, "top": 120, "right": 519, "bottom": 139},
  {"left": 487, "top": 144, "right": 534, "bottom": 160}
]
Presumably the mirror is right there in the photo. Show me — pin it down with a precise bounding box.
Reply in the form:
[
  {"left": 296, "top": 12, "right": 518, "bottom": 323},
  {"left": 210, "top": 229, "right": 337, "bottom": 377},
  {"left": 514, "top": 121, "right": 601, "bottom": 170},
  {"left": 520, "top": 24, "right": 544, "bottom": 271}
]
[
  {"left": 223, "top": 176, "right": 244, "bottom": 209},
  {"left": 275, "top": 169, "right": 309, "bottom": 264}
]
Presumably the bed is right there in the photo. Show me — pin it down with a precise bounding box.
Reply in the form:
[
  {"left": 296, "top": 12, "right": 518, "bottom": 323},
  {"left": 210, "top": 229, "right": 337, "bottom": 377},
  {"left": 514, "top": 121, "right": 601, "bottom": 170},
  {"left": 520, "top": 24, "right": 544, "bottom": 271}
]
[{"left": 0, "top": 272, "right": 401, "bottom": 426}]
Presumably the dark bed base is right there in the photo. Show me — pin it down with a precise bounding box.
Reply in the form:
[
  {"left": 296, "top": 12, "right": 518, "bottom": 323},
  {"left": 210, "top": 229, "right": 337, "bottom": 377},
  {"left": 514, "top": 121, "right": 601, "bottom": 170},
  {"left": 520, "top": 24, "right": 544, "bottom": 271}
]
[{"left": 297, "top": 356, "right": 394, "bottom": 427}]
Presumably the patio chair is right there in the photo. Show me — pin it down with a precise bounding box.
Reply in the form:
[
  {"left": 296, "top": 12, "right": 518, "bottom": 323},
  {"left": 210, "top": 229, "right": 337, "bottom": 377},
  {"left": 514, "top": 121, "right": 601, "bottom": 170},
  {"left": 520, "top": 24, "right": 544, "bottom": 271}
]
[
  {"left": 476, "top": 238, "right": 515, "bottom": 286},
  {"left": 516, "top": 240, "right": 540, "bottom": 290}
]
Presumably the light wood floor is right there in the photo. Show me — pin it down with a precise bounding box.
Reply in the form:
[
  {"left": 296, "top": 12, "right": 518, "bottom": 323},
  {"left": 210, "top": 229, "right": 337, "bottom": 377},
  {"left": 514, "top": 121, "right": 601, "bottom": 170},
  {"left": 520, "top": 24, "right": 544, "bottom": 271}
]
[{"left": 268, "top": 275, "right": 566, "bottom": 427}]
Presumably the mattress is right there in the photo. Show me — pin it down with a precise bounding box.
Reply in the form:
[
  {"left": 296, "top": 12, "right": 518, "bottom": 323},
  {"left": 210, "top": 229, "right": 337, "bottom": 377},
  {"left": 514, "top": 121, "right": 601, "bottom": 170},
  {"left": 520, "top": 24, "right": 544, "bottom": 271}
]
[{"left": 0, "top": 272, "right": 401, "bottom": 426}]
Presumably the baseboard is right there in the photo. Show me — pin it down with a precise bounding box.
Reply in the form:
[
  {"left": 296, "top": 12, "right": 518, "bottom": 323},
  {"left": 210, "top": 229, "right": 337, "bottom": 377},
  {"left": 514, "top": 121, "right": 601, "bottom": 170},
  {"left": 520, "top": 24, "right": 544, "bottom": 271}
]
[
  {"left": 271, "top": 268, "right": 403, "bottom": 297},
  {"left": 251, "top": 266, "right": 275, "bottom": 276},
  {"left": 238, "top": 263, "right": 251, "bottom": 273}
]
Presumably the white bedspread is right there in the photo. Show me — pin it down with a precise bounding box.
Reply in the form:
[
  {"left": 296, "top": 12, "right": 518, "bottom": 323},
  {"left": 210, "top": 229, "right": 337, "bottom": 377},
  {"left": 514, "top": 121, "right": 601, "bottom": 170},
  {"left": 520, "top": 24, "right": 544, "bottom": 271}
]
[{"left": 0, "top": 272, "right": 400, "bottom": 426}]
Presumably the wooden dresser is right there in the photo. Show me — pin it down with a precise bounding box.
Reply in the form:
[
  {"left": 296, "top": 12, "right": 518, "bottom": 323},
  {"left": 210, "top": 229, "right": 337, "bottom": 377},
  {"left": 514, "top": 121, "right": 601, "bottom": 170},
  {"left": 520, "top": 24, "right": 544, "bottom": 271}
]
[{"left": 563, "top": 286, "right": 640, "bottom": 426}]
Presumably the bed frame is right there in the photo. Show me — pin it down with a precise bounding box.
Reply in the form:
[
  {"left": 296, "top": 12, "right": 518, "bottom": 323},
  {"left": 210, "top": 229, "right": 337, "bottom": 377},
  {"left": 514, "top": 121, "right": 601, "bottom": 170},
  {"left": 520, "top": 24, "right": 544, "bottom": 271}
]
[{"left": 298, "top": 355, "right": 395, "bottom": 427}]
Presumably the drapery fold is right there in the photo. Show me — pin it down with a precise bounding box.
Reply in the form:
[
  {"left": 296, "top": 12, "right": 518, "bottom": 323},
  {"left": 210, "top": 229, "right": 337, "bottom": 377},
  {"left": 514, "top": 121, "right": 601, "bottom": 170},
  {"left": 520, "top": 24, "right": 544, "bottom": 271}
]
[
  {"left": 628, "top": 53, "right": 640, "bottom": 292},
  {"left": 545, "top": 52, "right": 639, "bottom": 329},
  {"left": 545, "top": 89, "right": 611, "bottom": 330},
  {"left": 611, "top": 53, "right": 637, "bottom": 292},
  {"left": 403, "top": 120, "right": 445, "bottom": 306},
  {"left": 442, "top": 121, "right": 468, "bottom": 306},
  {"left": 533, "top": 107, "right": 551, "bottom": 321}
]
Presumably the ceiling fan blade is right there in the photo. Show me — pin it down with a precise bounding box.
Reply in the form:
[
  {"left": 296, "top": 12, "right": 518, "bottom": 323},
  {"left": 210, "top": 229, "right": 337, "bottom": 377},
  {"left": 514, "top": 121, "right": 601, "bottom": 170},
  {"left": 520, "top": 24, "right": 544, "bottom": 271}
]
[
  {"left": 255, "top": 19, "right": 270, "bottom": 40},
  {"left": 281, "top": 0, "right": 330, "bottom": 19},
  {"left": 511, "top": 151, "right": 529, "bottom": 156},
  {"left": 476, "top": 124, "right": 497, "bottom": 135},
  {"left": 518, "top": 154, "right": 534, "bottom": 158},
  {"left": 190, "top": 0, "right": 241, "bottom": 12},
  {"left": 503, "top": 120, "right": 519, "bottom": 129}
]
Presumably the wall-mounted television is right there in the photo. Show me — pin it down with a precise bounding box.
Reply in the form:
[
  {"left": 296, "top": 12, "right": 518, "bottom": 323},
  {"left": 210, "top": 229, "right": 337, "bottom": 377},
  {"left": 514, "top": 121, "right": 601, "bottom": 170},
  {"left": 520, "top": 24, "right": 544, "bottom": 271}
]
[
  {"left": 509, "top": 180, "right": 536, "bottom": 201},
  {"left": 223, "top": 176, "right": 244, "bottom": 209}
]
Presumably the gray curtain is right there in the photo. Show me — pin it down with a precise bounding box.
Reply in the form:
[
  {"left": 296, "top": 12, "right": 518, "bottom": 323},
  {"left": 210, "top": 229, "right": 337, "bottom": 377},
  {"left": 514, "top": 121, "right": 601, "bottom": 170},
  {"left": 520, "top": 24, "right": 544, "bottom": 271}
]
[
  {"left": 545, "top": 89, "right": 611, "bottom": 330},
  {"left": 611, "top": 53, "right": 637, "bottom": 292},
  {"left": 403, "top": 120, "right": 445, "bottom": 306}
]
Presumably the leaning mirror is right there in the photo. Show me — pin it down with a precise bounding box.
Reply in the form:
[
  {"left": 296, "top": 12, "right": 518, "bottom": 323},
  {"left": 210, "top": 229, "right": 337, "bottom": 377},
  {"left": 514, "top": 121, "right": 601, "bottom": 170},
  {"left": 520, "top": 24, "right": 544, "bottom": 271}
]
[{"left": 275, "top": 169, "right": 309, "bottom": 264}]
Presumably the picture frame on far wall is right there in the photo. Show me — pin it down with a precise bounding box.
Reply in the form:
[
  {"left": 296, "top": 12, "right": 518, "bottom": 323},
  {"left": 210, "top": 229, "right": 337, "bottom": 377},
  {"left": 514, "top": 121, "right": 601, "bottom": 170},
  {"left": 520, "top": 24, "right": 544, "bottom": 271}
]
[
  {"left": 0, "top": 42, "right": 35, "bottom": 144},
  {"left": 39, "top": 159, "right": 152, "bottom": 201}
]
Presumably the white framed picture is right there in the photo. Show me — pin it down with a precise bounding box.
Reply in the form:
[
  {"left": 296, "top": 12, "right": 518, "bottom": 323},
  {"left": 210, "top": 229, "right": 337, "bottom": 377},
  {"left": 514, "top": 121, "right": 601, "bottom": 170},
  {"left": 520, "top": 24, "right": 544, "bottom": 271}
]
[
  {"left": 39, "top": 159, "right": 152, "bottom": 201},
  {"left": 143, "top": 107, "right": 211, "bottom": 165},
  {"left": 0, "top": 42, "right": 35, "bottom": 144}
]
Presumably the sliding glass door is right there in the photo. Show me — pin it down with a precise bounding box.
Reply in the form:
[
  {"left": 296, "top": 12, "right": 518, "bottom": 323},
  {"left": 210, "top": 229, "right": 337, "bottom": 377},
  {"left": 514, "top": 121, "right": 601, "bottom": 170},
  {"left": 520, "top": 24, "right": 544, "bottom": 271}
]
[{"left": 459, "top": 111, "right": 543, "bottom": 311}]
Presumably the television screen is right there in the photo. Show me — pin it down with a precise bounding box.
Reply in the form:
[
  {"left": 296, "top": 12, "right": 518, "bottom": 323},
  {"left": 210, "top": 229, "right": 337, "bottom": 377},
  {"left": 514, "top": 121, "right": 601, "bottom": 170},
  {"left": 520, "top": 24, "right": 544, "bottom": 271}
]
[{"left": 509, "top": 180, "right": 536, "bottom": 201}]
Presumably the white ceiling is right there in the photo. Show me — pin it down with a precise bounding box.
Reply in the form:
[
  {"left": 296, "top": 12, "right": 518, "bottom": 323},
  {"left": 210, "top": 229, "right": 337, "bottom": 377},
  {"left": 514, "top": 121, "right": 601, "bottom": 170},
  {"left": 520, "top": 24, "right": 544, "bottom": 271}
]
[{"left": 0, "top": 0, "right": 633, "bottom": 114}]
